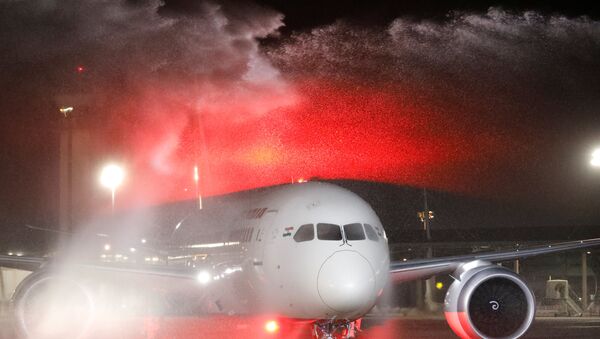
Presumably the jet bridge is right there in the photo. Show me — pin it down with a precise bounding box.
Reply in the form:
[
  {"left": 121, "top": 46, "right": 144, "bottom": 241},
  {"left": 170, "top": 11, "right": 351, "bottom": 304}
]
[{"left": 537, "top": 279, "right": 584, "bottom": 316}]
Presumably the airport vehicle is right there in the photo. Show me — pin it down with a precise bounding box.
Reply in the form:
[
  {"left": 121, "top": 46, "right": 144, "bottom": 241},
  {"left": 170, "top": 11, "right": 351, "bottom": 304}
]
[{"left": 1, "top": 181, "right": 600, "bottom": 338}]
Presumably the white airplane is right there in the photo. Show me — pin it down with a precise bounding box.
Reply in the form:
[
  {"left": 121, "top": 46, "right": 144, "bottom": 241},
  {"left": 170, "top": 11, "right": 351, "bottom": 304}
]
[{"left": 2, "top": 181, "right": 600, "bottom": 339}]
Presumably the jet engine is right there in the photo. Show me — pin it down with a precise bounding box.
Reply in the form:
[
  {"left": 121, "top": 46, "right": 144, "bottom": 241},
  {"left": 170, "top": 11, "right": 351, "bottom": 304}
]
[
  {"left": 11, "top": 269, "right": 95, "bottom": 339},
  {"left": 444, "top": 261, "right": 535, "bottom": 339}
]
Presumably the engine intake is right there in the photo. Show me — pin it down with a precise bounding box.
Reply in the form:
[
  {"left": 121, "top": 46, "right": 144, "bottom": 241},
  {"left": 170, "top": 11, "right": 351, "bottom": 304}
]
[
  {"left": 444, "top": 261, "right": 535, "bottom": 339},
  {"left": 12, "top": 270, "right": 95, "bottom": 339}
]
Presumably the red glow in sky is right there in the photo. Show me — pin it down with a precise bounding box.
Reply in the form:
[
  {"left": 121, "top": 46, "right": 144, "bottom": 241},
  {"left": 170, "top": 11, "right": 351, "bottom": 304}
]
[{"left": 99, "top": 77, "right": 537, "bottom": 210}]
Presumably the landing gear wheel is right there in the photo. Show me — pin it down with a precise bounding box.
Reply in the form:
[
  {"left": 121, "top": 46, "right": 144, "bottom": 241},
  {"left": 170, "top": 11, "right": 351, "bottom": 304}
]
[{"left": 313, "top": 319, "right": 361, "bottom": 339}]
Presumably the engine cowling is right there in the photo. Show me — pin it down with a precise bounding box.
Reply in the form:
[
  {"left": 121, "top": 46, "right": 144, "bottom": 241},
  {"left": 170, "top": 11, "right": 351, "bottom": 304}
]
[
  {"left": 444, "top": 261, "right": 535, "bottom": 339},
  {"left": 12, "top": 270, "right": 95, "bottom": 339}
]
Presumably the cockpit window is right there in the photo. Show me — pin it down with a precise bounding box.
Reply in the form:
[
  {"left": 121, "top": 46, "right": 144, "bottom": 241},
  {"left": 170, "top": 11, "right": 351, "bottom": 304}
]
[
  {"left": 317, "top": 223, "right": 342, "bottom": 241},
  {"left": 343, "top": 223, "right": 366, "bottom": 241},
  {"left": 364, "top": 223, "right": 379, "bottom": 241},
  {"left": 371, "top": 223, "right": 383, "bottom": 237},
  {"left": 294, "top": 224, "right": 314, "bottom": 242}
]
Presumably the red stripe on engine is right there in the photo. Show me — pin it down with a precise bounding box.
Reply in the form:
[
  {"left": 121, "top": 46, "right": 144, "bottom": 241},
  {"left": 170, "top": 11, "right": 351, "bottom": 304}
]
[{"left": 444, "top": 312, "right": 479, "bottom": 339}]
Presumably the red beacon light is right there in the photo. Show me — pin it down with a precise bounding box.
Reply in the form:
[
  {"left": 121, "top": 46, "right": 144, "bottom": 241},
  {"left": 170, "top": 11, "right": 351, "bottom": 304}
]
[{"left": 76, "top": 65, "right": 85, "bottom": 73}]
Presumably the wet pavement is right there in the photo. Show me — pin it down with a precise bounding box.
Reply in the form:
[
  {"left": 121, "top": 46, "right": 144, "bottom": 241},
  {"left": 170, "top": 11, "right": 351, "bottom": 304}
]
[
  {"left": 360, "top": 316, "right": 600, "bottom": 338},
  {"left": 1, "top": 314, "right": 599, "bottom": 338}
]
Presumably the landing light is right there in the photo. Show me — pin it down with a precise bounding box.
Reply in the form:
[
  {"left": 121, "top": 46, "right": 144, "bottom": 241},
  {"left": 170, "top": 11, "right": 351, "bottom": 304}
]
[
  {"left": 197, "top": 271, "right": 211, "bottom": 285},
  {"left": 265, "top": 320, "right": 279, "bottom": 334}
]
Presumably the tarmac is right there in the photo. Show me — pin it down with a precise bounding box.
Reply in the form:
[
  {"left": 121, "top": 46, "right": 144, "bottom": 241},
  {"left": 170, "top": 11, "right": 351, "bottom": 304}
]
[
  {"left": 1, "top": 314, "right": 599, "bottom": 338},
  {"left": 361, "top": 315, "right": 600, "bottom": 338}
]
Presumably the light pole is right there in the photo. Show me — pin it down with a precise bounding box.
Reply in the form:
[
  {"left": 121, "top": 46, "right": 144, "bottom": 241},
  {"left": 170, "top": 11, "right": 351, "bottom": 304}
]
[
  {"left": 583, "top": 147, "right": 600, "bottom": 311},
  {"left": 418, "top": 189, "right": 436, "bottom": 311},
  {"left": 100, "top": 163, "right": 125, "bottom": 214},
  {"left": 59, "top": 106, "right": 74, "bottom": 232},
  {"left": 194, "top": 165, "right": 202, "bottom": 210}
]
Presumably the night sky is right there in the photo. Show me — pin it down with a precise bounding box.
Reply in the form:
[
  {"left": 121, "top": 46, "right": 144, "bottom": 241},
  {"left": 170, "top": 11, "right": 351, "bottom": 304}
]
[{"left": 1, "top": 0, "right": 600, "bottom": 241}]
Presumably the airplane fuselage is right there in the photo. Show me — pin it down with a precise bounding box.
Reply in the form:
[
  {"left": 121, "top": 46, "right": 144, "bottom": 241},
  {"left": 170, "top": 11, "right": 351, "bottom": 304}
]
[{"left": 167, "top": 182, "right": 390, "bottom": 320}]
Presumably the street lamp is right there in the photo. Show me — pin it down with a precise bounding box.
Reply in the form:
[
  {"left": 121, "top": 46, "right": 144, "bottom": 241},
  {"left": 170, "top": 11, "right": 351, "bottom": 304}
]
[
  {"left": 59, "top": 106, "right": 74, "bottom": 232},
  {"left": 59, "top": 106, "right": 73, "bottom": 117},
  {"left": 100, "top": 163, "right": 125, "bottom": 214},
  {"left": 591, "top": 148, "right": 600, "bottom": 168}
]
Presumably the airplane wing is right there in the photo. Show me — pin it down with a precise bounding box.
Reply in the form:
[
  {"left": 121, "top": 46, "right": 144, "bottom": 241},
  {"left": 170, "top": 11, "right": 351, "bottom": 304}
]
[
  {"left": 389, "top": 237, "right": 600, "bottom": 282},
  {"left": 0, "top": 254, "right": 46, "bottom": 271},
  {"left": 0, "top": 254, "right": 200, "bottom": 280},
  {"left": 76, "top": 261, "right": 199, "bottom": 280}
]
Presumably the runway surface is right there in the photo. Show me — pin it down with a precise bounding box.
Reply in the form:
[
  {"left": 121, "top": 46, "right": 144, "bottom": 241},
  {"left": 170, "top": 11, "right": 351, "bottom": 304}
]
[
  {"left": 361, "top": 316, "right": 600, "bottom": 338},
  {"left": 1, "top": 315, "right": 599, "bottom": 338}
]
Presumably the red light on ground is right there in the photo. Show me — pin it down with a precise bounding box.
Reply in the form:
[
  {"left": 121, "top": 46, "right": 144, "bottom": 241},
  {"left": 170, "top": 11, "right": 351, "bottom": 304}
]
[
  {"left": 264, "top": 320, "right": 279, "bottom": 334},
  {"left": 76, "top": 65, "right": 85, "bottom": 73}
]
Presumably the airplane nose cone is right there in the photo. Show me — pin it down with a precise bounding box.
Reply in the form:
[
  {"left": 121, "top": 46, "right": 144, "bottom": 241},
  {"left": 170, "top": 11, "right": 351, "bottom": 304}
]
[{"left": 317, "top": 251, "right": 376, "bottom": 314}]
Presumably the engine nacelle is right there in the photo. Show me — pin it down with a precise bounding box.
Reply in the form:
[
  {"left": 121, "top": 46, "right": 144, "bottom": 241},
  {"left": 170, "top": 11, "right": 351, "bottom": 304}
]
[
  {"left": 12, "top": 270, "right": 95, "bottom": 339},
  {"left": 444, "top": 261, "right": 535, "bottom": 339}
]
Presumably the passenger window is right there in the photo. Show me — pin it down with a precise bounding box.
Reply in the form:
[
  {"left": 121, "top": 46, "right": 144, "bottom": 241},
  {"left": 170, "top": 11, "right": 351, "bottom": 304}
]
[
  {"left": 344, "top": 223, "right": 366, "bottom": 240},
  {"left": 317, "top": 223, "right": 342, "bottom": 241},
  {"left": 364, "top": 224, "right": 379, "bottom": 241},
  {"left": 294, "top": 224, "right": 314, "bottom": 242}
]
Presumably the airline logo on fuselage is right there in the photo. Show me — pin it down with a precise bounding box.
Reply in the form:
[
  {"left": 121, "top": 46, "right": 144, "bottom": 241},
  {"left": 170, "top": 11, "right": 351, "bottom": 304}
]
[{"left": 283, "top": 227, "right": 294, "bottom": 237}]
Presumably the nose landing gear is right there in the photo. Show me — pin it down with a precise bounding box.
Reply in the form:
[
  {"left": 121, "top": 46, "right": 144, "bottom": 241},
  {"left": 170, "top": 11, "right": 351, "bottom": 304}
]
[{"left": 313, "top": 319, "right": 362, "bottom": 339}]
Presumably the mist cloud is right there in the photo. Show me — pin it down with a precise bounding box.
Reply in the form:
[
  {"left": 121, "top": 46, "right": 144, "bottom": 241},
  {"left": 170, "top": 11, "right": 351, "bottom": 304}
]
[
  {"left": 269, "top": 8, "right": 600, "bottom": 117},
  {"left": 265, "top": 8, "right": 600, "bottom": 202},
  {"left": 1, "top": 0, "right": 296, "bottom": 189},
  {"left": 1, "top": 0, "right": 295, "bottom": 117}
]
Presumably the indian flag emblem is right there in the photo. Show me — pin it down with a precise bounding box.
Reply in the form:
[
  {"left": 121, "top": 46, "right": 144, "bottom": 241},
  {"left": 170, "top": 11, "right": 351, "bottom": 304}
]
[{"left": 283, "top": 226, "right": 294, "bottom": 237}]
